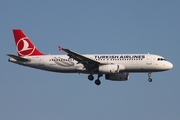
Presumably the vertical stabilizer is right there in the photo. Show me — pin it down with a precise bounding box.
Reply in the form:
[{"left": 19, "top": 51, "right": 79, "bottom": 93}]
[{"left": 13, "top": 29, "right": 44, "bottom": 56}]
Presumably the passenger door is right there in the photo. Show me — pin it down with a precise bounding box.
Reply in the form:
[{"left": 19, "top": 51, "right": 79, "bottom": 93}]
[{"left": 146, "top": 54, "right": 152, "bottom": 65}]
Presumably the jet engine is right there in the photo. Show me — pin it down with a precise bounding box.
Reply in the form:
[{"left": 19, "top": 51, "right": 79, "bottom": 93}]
[
  {"left": 105, "top": 72, "right": 129, "bottom": 81},
  {"left": 99, "top": 64, "right": 119, "bottom": 74},
  {"left": 99, "top": 64, "right": 125, "bottom": 74}
]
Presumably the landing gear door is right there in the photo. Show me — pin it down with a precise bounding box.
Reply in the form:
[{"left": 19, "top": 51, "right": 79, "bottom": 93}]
[{"left": 146, "top": 54, "right": 152, "bottom": 65}]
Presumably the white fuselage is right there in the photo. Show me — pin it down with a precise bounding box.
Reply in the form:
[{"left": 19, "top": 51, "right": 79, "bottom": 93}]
[
  {"left": 9, "top": 54, "right": 173, "bottom": 74},
  {"left": 9, "top": 29, "right": 173, "bottom": 85}
]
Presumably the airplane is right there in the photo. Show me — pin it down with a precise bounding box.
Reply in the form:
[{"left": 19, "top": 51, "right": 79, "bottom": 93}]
[{"left": 7, "top": 29, "right": 173, "bottom": 85}]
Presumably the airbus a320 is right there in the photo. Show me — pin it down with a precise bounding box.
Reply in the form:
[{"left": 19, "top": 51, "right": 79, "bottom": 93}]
[{"left": 7, "top": 29, "right": 173, "bottom": 85}]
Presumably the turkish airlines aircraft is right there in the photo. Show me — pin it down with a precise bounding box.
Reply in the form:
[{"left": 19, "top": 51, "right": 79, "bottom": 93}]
[{"left": 7, "top": 29, "right": 173, "bottom": 85}]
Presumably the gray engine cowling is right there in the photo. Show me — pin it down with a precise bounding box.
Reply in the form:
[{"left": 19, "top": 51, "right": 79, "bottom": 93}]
[{"left": 105, "top": 72, "right": 129, "bottom": 81}]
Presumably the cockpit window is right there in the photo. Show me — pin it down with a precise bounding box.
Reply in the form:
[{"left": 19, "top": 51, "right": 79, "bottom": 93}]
[{"left": 157, "top": 58, "right": 166, "bottom": 61}]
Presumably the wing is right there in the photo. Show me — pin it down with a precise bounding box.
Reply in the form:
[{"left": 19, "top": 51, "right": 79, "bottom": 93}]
[{"left": 58, "top": 46, "right": 101, "bottom": 69}]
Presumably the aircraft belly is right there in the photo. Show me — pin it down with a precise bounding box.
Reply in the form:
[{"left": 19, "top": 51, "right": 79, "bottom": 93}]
[{"left": 123, "top": 61, "right": 156, "bottom": 72}]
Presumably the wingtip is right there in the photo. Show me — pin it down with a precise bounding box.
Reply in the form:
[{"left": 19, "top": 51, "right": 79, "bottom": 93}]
[{"left": 58, "top": 46, "right": 63, "bottom": 51}]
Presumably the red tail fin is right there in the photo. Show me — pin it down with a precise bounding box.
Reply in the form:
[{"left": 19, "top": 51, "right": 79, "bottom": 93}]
[{"left": 13, "top": 29, "right": 44, "bottom": 56}]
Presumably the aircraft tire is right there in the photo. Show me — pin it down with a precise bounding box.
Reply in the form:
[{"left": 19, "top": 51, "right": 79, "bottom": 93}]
[
  {"left": 148, "top": 78, "right": 152, "bottom": 82},
  {"left": 88, "top": 75, "right": 94, "bottom": 81},
  {"left": 95, "top": 79, "right": 101, "bottom": 85}
]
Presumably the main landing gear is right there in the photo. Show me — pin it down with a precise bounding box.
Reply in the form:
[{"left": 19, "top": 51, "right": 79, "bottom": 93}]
[
  {"left": 148, "top": 72, "right": 152, "bottom": 82},
  {"left": 88, "top": 74, "right": 94, "bottom": 81},
  {"left": 88, "top": 74, "right": 102, "bottom": 85}
]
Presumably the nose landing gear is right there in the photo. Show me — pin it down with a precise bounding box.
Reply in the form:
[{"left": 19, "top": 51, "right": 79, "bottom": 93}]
[{"left": 148, "top": 72, "right": 152, "bottom": 82}]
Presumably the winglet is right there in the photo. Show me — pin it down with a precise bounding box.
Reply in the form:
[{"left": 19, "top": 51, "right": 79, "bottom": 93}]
[{"left": 58, "top": 46, "right": 63, "bottom": 51}]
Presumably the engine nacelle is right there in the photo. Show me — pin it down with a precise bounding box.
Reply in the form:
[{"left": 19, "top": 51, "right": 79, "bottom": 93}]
[
  {"left": 99, "top": 64, "right": 119, "bottom": 74},
  {"left": 99, "top": 64, "right": 125, "bottom": 74},
  {"left": 105, "top": 72, "right": 129, "bottom": 81}
]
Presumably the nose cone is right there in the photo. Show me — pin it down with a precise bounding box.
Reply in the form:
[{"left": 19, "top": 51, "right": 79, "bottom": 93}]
[{"left": 167, "top": 62, "right": 173, "bottom": 70}]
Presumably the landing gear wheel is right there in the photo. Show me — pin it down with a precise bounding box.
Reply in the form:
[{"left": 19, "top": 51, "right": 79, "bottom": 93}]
[
  {"left": 88, "top": 75, "right": 94, "bottom": 81},
  {"left": 148, "top": 72, "right": 152, "bottom": 82},
  {"left": 148, "top": 78, "right": 152, "bottom": 82},
  {"left": 95, "top": 79, "right": 101, "bottom": 85}
]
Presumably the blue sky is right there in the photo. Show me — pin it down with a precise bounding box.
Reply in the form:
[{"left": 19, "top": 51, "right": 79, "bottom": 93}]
[{"left": 0, "top": 0, "right": 180, "bottom": 120}]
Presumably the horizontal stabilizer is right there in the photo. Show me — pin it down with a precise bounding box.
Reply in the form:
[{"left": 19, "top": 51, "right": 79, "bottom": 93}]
[{"left": 7, "top": 54, "right": 30, "bottom": 62}]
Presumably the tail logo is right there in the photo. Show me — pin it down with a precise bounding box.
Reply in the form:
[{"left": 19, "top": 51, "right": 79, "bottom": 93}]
[{"left": 16, "top": 37, "right": 35, "bottom": 56}]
